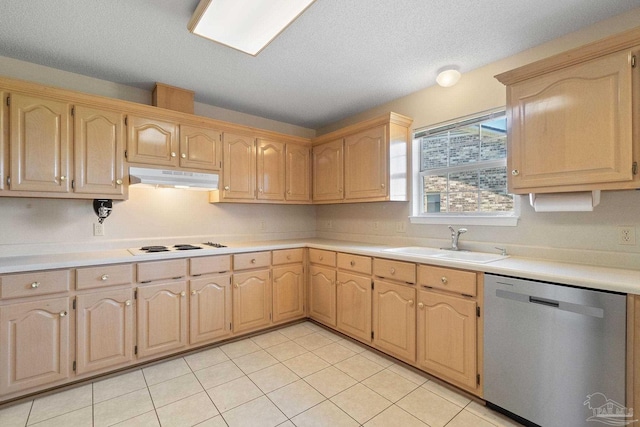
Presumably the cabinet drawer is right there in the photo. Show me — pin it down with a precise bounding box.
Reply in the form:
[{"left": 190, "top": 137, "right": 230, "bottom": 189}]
[
  {"left": 190, "top": 255, "right": 231, "bottom": 276},
  {"left": 417, "top": 265, "right": 476, "bottom": 296},
  {"left": 309, "top": 249, "right": 336, "bottom": 267},
  {"left": 1, "top": 270, "right": 70, "bottom": 299},
  {"left": 76, "top": 264, "right": 133, "bottom": 290},
  {"left": 233, "top": 251, "right": 271, "bottom": 271},
  {"left": 272, "top": 248, "right": 304, "bottom": 265},
  {"left": 373, "top": 258, "right": 416, "bottom": 283},
  {"left": 337, "top": 253, "right": 372, "bottom": 275},
  {"left": 137, "top": 259, "right": 187, "bottom": 283}
]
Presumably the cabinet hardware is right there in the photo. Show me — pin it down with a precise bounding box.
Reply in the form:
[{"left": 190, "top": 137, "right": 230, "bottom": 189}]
[
  {"left": 390, "top": 268, "right": 395, "bottom": 275},
  {"left": 101, "top": 274, "right": 109, "bottom": 281},
  {"left": 134, "top": 290, "right": 138, "bottom": 299},
  {"left": 60, "top": 311, "right": 67, "bottom": 317},
  {"left": 180, "top": 291, "right": 186, "bottom": 297},
  {"left": 181, "top": 153, "right": 186, "bottom": 159},
  {"left": 462, "top": 293, "right": 473, "bottom": 298},
  {"left": 440, "top": 276, "right": 448, "bottom": 284},
  {"left": 73, "top": 299, "right": 76, "bottom": 310},
  {"left": 172, "top": 276, "right": 183, "bottom": 280},
  {"left": 418, "top": 302, "right": 425, "bottom": 309},
  {"left": 31, "top": 281, "right": 40, "bottom": 289},
  {"left": 134, "top": 345, "right": 137, "bottom": 355},
  {"left": 633, "top": 162, "right": 638, "bottom": 175},
  {"left": 124, "top": 117, "right": 128, "bottom": 126},
  {"left": 477, "top": 374, "right": 481, "bottom": 385},
  {"left": 229, "top": 322, "right": 232, "bottom": 330},
  {"left": 71, "top": 106, "right": 74, "bottom": 116},
  {"left": 116, "top": 179, "right": 123, "bottom": 185},
  {"left": 125, "top": 300, "right": 131, "bottom": 306},
  {"left": 371, "top": 281, "right": 374, "bottom": 290},
  {"left": 191, "top": 290, "right": 196, "bottom": 295},
  {"left": 511, "top": 169, "right": 519, "bottom": 176},
  {"left": 124, "top": 150, "right": 128, "bottom": 158},
  {"left": 633, "top": 55, "right": 637, "bottom": 68},
  {"left": 371, "top": 331, "right": 374, "bottom": 339},
  {"left": 73, "top": 361, "right": 76, "bottom": 372},
  {"left": 408, "top": 299, "right": 415, "bottom": 307},
  {"left": 224, "top": 185, "right": 230, "bottom": 191},
  {"left": 477, "top": 306, "right": 481, "bottom": 317},
  {"left": 350, "top": 260, "right": 355, "bottom": 266},
  {"left": 71, "top": 179, "right": 75, "bottom": 189},
  {"left": 60, "top": 175, "right": 66, "bottom": 181},
  {"left": 6, "top": 176, "right": 10, "bottom": 186},
  {"left": 192, "top": 274, "right": 201, "bottom": 277}
]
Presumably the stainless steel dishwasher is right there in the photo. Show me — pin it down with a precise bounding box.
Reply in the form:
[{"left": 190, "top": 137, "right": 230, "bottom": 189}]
[{"left": 484, "top": 273, "right": 627, "bottom": 427}]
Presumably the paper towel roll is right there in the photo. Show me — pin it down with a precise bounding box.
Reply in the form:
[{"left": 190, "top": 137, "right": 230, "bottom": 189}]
[{"left": 529, "top": 190, "right": 601, "bottom": 212}]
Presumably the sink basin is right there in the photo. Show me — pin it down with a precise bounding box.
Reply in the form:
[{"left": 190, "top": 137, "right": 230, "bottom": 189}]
[{"left": 382, "top": 246, "right": 508, "bottom": 264}]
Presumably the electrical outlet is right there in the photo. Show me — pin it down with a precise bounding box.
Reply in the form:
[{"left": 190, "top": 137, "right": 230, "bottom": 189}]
[
  {"left": 396, "top": 221, "right": 406, "bottom": 233},
  {"left": 93, "top": 222, "right": 105, "bottom": 236},
  {"left": 260, "top": 220, "right": 266, "bottom": 231},
  {"left": 373, "top": 221, "right": 379, "bottom": 231},
  {"left": 618, "top": 226, "right": 636, "bottom": 245}
]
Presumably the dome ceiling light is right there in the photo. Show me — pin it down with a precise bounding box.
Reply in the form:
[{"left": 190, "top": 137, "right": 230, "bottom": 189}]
[{"left": 436, "top": 67, "right": 462, "bottom": 87}]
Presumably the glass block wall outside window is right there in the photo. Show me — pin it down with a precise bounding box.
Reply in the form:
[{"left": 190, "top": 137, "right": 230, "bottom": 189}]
[{"left": 417, "top": 111, "right": 513, "bottom": 214}]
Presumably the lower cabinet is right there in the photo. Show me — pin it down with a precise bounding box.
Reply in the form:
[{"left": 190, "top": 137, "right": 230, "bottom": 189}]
[
  {"left": 190, "top": 275, "right": 232, "bottom": 345},
  {"left": 416, "top": 289, "right": 478, "bottom": 390},
  {"left": 137, "top": 281, "right": 188, "bottom": 359},
  {"left": 76, "top": 288, "right": 134, "bottom": 375},
  {"left": 308, "top": 265, "right": 336, "bottom": 327},
  {"left": 336, "top": 271, "right": 371, "bottom": 343},
  {"left": 372, "top": 279, "right": 416, "bottom": 363},
  {"left": 272, "top": 265, "right": 305, "bottom": 323},
  {"left": 0, "top": 297, "right": 71, "bottom": 395},
  {"left": 232, "top": 269, "right": 271, "bottom": 334}
]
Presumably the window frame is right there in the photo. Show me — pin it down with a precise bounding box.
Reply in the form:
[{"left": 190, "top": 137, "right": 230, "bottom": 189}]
[{"left": 410, "top": 109, "right": 519, "bottom": 227}]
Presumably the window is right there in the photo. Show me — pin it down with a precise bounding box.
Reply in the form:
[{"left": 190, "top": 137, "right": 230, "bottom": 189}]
[{"left": 412, "top": 110, "right": 518, "bottom": 226}]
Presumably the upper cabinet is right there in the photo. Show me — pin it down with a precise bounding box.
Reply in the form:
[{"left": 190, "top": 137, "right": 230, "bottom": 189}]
[
  {"left": 495, "top": 28, "right": 640, "bottom": 194},
  {"left": 126, "top": 115, "right": 179, "bottom": 167},
  {"left": 257, "top": 138, "right": 285, "bottom": 201},
  {"left": 285, "top": 143, "right": 311, "bottom": 202},
  {"left": 312, "top": 112, "right": 413, "bottom": 203},
  {"left": 221, "top": 132, "right": 256, "bottom": 200},
  {"left": 179, "top": 124, "right": 222, "bottom": 171}
]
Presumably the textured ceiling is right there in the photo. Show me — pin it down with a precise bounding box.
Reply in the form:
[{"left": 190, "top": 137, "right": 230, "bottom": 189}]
[{"left": 1, "top": 0, "right": 639, "bottom": 129}]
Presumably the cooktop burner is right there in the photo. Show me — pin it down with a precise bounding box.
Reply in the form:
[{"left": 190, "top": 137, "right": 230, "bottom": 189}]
[{"left": 129, "top": 242, "right": 228, "bottom": 256}]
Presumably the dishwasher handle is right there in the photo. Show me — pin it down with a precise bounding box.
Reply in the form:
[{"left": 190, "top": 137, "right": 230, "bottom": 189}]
[
  {"left": 495, "top": 289, "right": 604, "bottom": 318},
  {"left": 529, "top": 296, "right": 559, "bottom": 308}
]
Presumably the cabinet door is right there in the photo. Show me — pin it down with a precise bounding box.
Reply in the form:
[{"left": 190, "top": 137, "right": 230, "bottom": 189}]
[
  {"left": 312, "top": 139, "right": 343, "bottom": 201},
  {"left": 344, "top": 125, "right": 387, "bottom": 200},
  {"left": 509, "top": 49, "right": 633, "bottom": 192},
  {"left": 179, "top": 124, "right": 221, "bottom": 171},
  {"left": 137, "top": 281, "right": 188, "bottom": 358},
  {"left": 74, "top": 105, "right": 125, "bottom": 196},
  {"left": 76, "top": 289, "right": 134, "bottom": 375},
  {"left": 222, "top": 132, "right": 255, "bottom": 200},
  {"left": 285, "top": 144, "right": 310, "bottom": 202},
  {"left": 9, "top": 93, "right": 71, "bottom": 192},
  {"left": 336, "top": 271, "right": 371, "bottom": 343},
  {"left": 126, "top": 115, "right": 179, "bottom": 167},
  {"left": 308, "top": 265, "right": 336, "bottom": 326},
  {"left": 272, "top": 265, "right": 304, "bottom": 323},
  {"left": 417, "top": 290, "right": 477, "bottom": 390},
  {"left": 190, "top": 274, "right": 232, "bottom": 345},
  {"left": 232, "top": 269, "right": 271, "bottom": 334},
  {"left": 256, "top": 138, "right": 285, "bottom": 201},
  {"left": 0, "top": 297, "right": 70, "bottom": 395},
  {"left": 373, "top": 280, "right": 416, "bottom": 363}
]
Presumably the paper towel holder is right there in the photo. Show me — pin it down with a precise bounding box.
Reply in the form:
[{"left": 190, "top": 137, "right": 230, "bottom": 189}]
[{"left": 529, "top": 190, "right": 601, "bottom": 212}]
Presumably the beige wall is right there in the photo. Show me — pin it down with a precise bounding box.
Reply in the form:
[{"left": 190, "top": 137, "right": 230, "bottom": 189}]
[{"left": 316, "top": 9, "right": 640, "bottom": 269}]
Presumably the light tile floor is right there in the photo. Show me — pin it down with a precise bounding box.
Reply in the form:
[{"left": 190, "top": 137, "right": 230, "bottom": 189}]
[{"left": 0, "top": 321, "right": 524, "bottom": 427}]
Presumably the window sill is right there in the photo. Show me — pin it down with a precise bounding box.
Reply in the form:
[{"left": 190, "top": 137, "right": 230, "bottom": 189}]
[{"left": 410, "top": 215, "right": 519, "bottom": 227}]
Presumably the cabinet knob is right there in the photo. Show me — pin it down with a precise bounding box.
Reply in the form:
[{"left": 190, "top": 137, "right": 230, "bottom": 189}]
[
  {"left": 511, "top": 169, "right": 520, "bottom": 176},
  {"left": 60, "top": 176, "right": 67, "bottom": 181},
  {"left": 191, "top": 290, "right": 197, "bottom": 295},
  {"left": 259, "top": 188, "right": 263, "bottom": 193},
  {"left": 101, "top": 274, "right": 109, "bottom": 281},
  {"left": 171, "top": 152, "right": 177, "bottom": 157},
  {"left": 224, "top": 186, "right": 230, "bottom": 191},
  {"left": 336, "top": 281, "right": 341, "bottom": 286},
  {"left": 286, "top": 255, "right": 291, "bottom": 260},
  {"left": 180, "top": 291, "right": 186, "bottom": 297},
  {"left": 31, "top": 282, "right": 40, "bottom": 289},
  {"left": 350, "top": 261, "right": 355, "bottom": 267},
  {"left": 59, "top": 311, "right": 67, "bottom": 317},
  {"left": 381, "top": 184, "right": 385, "bottom": 188},
  {"left": 408, "top": 299, "right": 414, "bottom": 307},
  {"left": 251, "top": 259, "right": 256, "bottom": 264},
  {"left": 125, "top": 300, "right": 131, "bottom": 306},
  {"left": 390, "top": 268, "right": 396, "bottom": 275},
  {"left": 234, "top": 284, "right": 239, "bottom": 289},
  {"left": 441, "top": 276, "right": 448, "bottom": 285},
  {"left": 181, "top": 153, "right": 186, "bottom": 159},
  {"left": 287, "top": 190, "right": 291, "bottom": 195},
  {"left": 319, "top": 256, "right": 324, "bottom": 261},
  {"left": 339, "top": 188, "right": 343, "bottom": 193},
  {"left": 116, "top": 179, "right": 123, "bottom": 185},
  {"left": 418, "top": 302, "right": 424, "bottom": 309}
]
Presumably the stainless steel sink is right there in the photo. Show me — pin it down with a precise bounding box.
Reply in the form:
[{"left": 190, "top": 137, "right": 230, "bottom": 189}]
[{"left": 382, "top": 246, "right": 508, "bottom": 263}]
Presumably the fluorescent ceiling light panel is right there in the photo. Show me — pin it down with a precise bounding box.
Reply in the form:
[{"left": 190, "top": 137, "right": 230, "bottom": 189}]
[{"left": 189, "top": 0, "right": 316, "bottom": 56}]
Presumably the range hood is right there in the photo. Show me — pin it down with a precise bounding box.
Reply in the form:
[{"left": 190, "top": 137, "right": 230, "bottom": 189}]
[{"left": 129, "top": 167, "right": 219, "bottom": 190}]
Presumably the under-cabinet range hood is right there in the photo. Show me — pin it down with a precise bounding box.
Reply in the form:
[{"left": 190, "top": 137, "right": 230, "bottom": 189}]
[{"left": 129, "top": 167, "right": 219, "bottom": 190}]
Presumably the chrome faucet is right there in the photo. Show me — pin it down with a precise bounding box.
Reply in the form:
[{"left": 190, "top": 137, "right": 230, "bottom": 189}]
[{"left": 447, "top": 225, "right": 467, "bottom": 251}]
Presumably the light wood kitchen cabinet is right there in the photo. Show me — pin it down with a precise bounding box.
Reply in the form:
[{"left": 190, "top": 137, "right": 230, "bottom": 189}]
[
  {"left": 0, "top": 91, "right": 7, "bottom": 192},
  {"left": 336, "top": 271, "right": 372, "bottom": 343},
  {"left": 74, "top": 105, "right": 126, "bottom": 196},
  {"left": 0, "top": 297, "right": 71, "bottom": 395},
  {"left": 417, "top": 289, "right": 477, "bottom": 390},
  {"left": 126, "top": 115, "right": 179, "bottom": 167},
  {"left": 496, "top": 30, "right": 640, "bottom": 194},
  {"left": 222, "top": 132, "right": 255, "bottom": 200},
  {"left": 76, "top": 288, "right": 134, "bottom": 375},
  {"left": 312, "top": 139, "right": 343, "bottom": 202},
  {"left": 257, "top": 138, "right": 285, "bottom": 201},
  {"left": 189, "top": 274, "right": 232, "bottom": 344},
  {"left": 179, "top": 124, "right": 222, "bottom": 171},
  {"left": 285, "top": 143, "right": 311, "bottom": 202},
  {"left": 9, "top": 93, "right": 71, "bottom": 193},
  {"left": 232, "top": 269, "right": 271, "bottom": 334},
  {"left": 136, "top": 281, "right": 188, "bottom": 358},
  {"left": 312, "top": 113, "right": 412, "bottom": 203},
  {"left": 372, "top": 278, "right": 416, "bottom": 363},
  {"left": 272, "top": 265, "right": 305, "bottom": 323},
  {"left": 308, "top": 265, "right": 336, "bottom": 327}
]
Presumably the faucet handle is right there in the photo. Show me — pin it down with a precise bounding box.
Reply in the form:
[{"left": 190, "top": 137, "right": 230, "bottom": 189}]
[
  {"left": 495, "top": 247, "right": 507, "bottom": 256},
  {"left": 458, "top": 228, "right": 468, "bottom": 234}
]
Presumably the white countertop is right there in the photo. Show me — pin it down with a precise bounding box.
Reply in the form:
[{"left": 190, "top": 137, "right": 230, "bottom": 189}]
[{"left": 1, "top": 238, "right": 639, "bottom": 295}]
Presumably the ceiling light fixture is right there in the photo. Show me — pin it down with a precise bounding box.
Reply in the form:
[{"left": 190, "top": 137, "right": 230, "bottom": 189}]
[
  {"left": 436, "top": 68, "right": 462, "bottom": 87},
  {"left": 188, "top": 0, "right": 316, "bottom": 56}
]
